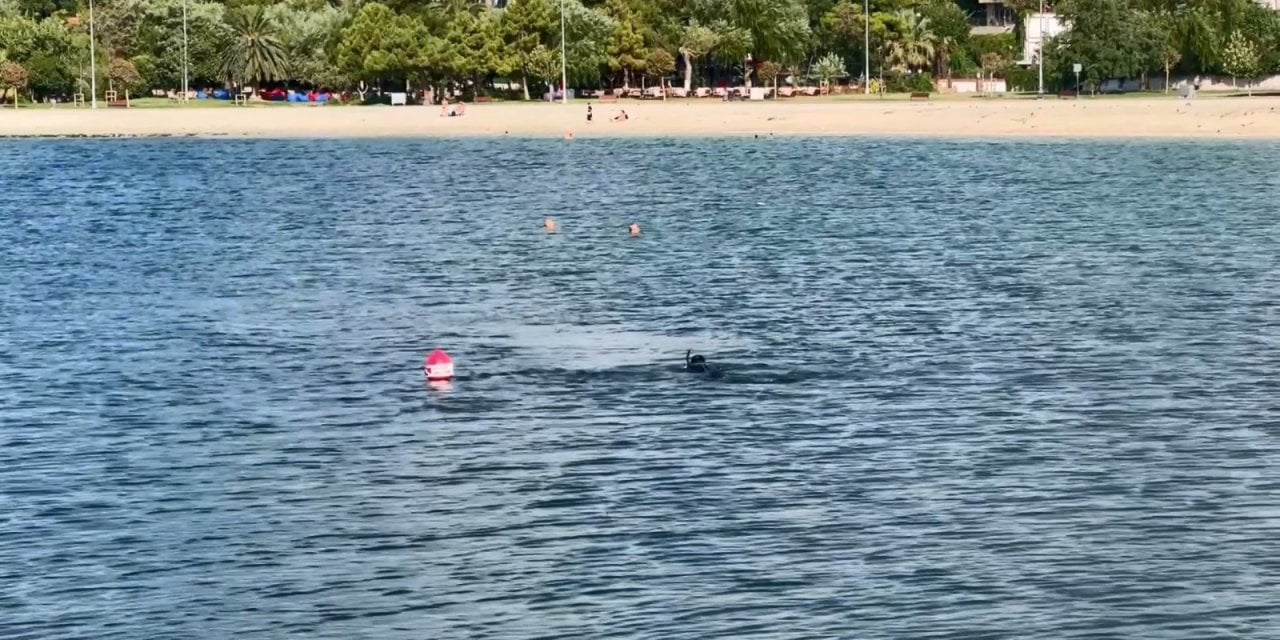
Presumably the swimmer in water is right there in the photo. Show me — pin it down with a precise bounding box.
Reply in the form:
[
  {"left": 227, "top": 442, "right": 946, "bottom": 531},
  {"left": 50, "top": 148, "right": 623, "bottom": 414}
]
[{"left": 685, "top": 349, "right": 711, "bottom": 374}]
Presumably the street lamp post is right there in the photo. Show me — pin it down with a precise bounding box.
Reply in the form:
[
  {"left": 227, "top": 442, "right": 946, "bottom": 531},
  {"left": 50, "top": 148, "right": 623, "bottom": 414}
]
[
  {"left": 89, "top": 0, "right": 97, "bottom": 109},
  {"left": 182, "top": 0, "right": 189, "bottom": 102},
  {"left": 560, "top": 0, "right": 568, "bottom": 105},
  {"left": 1037, "top": 0, "right": 1045, "bottom": 97},
  {"left": 863, "top": 0, "right": 870, "bottom": 94}
]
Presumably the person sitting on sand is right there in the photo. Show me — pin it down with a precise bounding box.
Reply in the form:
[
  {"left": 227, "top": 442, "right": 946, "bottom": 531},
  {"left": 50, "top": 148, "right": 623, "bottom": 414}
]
[{"left": 612, "top": 109, "right": 629, "bottom": 122}]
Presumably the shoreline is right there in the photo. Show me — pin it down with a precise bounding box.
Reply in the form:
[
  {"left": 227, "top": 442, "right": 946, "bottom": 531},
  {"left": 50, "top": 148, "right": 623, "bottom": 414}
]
[{"left": 2, "top": 98, "right": 1279, "bottom": 140}]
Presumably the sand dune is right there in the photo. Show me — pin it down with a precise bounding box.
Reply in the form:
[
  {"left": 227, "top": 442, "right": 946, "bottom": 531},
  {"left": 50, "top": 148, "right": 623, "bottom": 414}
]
[{"left": 2, "top": 97, "right": 1278, "bottom": 139}]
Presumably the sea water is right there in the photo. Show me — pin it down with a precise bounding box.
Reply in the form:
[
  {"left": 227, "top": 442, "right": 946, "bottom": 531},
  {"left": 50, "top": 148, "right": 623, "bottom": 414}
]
[{"left": 1, "top": 138, "right": 1278, "bottom": 639}]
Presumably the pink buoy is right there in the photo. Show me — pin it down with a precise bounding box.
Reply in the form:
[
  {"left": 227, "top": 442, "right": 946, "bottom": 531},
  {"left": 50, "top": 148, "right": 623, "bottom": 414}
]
[{"left": 424, "top": 349, "right": 455, "bottom": 381}]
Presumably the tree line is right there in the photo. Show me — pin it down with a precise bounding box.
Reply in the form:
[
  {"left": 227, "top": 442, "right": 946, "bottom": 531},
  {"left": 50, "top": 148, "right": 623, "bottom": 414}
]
[
  {"left": 1043, "top": 0, "right": 1280, "bottom": 92},
  {"left": 1, "top": 0, "right": 1278, "bottom": 102}
]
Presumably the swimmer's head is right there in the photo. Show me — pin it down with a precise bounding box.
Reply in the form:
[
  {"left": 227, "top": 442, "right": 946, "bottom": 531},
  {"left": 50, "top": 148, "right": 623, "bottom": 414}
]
[
  {"left": 545, "top": 218, "right": 557, "bottom": 232},
  {"left": 685, "top": 351, "right": 713, "bottom": 375},
  {"left": 629, "top": 223, "right": 641, "bottom": 237}
]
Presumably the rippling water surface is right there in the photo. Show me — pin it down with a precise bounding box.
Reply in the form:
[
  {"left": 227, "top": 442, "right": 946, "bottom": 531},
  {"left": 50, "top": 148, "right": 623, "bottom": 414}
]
[{"left": 2, "top": 137, "right": 1279, "bottom": 639}]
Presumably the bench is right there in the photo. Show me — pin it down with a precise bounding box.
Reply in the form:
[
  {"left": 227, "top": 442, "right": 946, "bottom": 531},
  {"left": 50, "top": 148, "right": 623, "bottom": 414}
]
[
  {"left": 909, "top": 92, "right": 930, "bottom": 100},
  {"left": 474, "top": 95, "right": 492, "bottom": 103},
  {"left": 107, "top": 100, "right": 129, "bottom": 108},
  {"left": 598, "top": 94, "right": 619, "bottom": 103},
  {"left": 1058, "top": 90, "right": 1077, "bottom": 98}
]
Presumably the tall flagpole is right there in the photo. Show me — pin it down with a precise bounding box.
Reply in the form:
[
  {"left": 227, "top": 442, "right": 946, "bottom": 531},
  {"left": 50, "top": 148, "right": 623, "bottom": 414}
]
[
  {"left": 182, "top": 0, "right": 190, "bottom": 102},
  {"left": 560, "top": 0, "right": 568, "bottom": 104},
  {"left": 89, "top": 0, "right": 98, "bottom": 109}
]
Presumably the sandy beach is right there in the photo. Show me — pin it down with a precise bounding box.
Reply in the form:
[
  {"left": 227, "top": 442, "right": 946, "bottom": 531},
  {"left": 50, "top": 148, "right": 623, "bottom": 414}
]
[{"left": 2, "top": 97, "right": 1280, "bottom": 139}]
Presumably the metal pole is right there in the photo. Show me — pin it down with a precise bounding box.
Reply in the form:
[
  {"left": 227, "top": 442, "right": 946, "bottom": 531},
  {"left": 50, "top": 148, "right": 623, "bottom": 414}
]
[
  {"left": 1037, "top": 0, "right": 1044, "bottom": 97},
  {"left": 89, "top": 0, "right": 97, "bottom": 109},
  {"left": 182, "top": 0, "right": 189, "bottom": 102},
  {"left": 863, "top": 0, "right": 870, "bottom": 94},
  {"left": 560, "top": 0, "right": 568, "bottom": 105}
]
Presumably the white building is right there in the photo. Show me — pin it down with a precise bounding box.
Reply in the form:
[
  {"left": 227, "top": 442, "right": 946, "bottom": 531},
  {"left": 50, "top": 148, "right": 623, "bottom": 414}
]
[
  {"left": 1019, "top": 12, "right": 1069, "bottom": 66},
  {"left": 971, "top": 0, "right": 1018, "bottom": 35}
]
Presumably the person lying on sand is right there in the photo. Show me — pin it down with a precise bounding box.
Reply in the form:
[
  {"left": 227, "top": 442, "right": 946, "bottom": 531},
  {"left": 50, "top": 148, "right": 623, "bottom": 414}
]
[
  {"left": 612, "top": 109, "right": 629, "bottom": 122},
  {"left": 440, "top": 100, "right": 466, "bottom": 117}
]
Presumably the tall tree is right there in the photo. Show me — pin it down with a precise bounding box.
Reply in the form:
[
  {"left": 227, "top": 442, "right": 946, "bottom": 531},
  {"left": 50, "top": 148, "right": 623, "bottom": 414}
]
[
  {"left": 501, "top": 0, "right": 555, "bottom": 99},
  {"left": 94, "top": 0, "right": 148, "bottom": 59},
  {"left": 266, "top": 3, "right": 351, "bottom": 88},
  {"left": 133, "top": 1, "right": 233, "bottom": 90},
  {"left": 0, "top": 14, "right": 77, "bottom": 100},
  {"left": 606, "top": 0, "right": 648, "bottom": 87},
  {"left": 1237, "top": 2, "right": 1280, "bottom": 75},
  {"left": 526, "top": 43, "right": 560, "bottom": 96},
  {"left": 1054, "top": 0, "right": 1164, "bottom": 88},
  {"left": 336, "top": 3, "right": 428, "bottom": 91},
  {"left": 7, "top": 0, "right": 77, "bottom": 20},
  {"left": 678, "top": 22, "right": 717, "bottom": 92},
  {"left": 720, "top": 0, "right": 810, "bottom": 88},
  {"left": 1173, "top": 4, "right": 1218, "bottom": 73},
  {"left": 562, "top": 0, "right": 616, "bottom": 85},
  {"left": 917, "top": 0, "right": 970, "bottom": 80},
  {"left": 437, "top": 7, "right": 508, "bottom": 93},
  {"left": 818, "top": 0, "right": 868, "bottom": 77}
]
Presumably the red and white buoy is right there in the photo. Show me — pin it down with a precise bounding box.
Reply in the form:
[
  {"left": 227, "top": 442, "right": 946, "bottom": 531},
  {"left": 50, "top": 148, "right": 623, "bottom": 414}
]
[{"left": 424, "top": 349, "right": 455, "bottom": 381}]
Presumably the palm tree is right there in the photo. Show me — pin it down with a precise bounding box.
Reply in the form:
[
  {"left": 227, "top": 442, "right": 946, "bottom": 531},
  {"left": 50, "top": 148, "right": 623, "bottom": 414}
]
[
  {"left": 933, "top": 32, "right": 956, "bottom": 81},
  {"left": 886, "top": 10, "right": 935, "bottom": 73},
  {"left": 219, "top": 6, "right": 289, "bottom": 88}
]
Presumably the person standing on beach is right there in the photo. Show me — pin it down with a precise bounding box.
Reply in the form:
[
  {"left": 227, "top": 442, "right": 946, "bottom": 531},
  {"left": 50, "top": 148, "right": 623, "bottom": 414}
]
[{"left": 587, "top": 104, "right": 593, "bottom": 123}]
